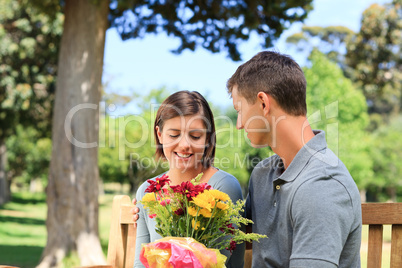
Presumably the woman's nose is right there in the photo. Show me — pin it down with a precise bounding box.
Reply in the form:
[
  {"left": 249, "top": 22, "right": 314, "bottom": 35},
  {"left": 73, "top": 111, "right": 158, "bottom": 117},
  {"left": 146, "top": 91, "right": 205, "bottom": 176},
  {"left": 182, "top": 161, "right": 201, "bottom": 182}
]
[{"left": 178, "top": 135, "right": 190, "bottom": 149}]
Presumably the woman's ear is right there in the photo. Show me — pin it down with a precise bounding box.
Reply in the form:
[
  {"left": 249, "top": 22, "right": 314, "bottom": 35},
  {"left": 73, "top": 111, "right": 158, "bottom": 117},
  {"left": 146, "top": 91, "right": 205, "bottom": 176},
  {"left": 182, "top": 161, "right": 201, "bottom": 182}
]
[
  {"left": 156, "top": 126, "right": 163, "bottom": 144},
  {"left": 257, "top": 92, "right": 270, "bottom": 116}
]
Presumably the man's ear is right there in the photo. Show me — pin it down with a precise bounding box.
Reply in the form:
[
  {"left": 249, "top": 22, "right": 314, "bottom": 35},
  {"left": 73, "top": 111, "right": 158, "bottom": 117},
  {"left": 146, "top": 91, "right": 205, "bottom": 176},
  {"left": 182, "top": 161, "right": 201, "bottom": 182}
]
[
  {"left": 257, "top": 92, "right": 270, "bottom": 116},
  {"left": 155, "top": 126, "right": 163, "bottom": 144}
]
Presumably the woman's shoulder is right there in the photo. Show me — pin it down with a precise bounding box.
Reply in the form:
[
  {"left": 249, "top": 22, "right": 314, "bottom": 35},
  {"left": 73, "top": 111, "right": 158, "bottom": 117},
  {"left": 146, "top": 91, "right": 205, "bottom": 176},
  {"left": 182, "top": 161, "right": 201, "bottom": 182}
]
[
  {"left": 210, "top": 169, "right": 238, "bottom": 183},
  {"left": 209, "top": 169, "right": 243, "bottom": 200}
]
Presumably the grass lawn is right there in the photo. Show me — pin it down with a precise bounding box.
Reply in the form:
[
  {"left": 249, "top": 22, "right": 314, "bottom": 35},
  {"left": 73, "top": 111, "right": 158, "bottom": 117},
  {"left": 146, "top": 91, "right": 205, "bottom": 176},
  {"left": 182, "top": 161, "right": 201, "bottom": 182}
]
[
  {"left": 0, "top": 189, "right": 117, "bottom": 268},
  {"left": 0, "top": 189, "right": 393, "bottom": 267}
]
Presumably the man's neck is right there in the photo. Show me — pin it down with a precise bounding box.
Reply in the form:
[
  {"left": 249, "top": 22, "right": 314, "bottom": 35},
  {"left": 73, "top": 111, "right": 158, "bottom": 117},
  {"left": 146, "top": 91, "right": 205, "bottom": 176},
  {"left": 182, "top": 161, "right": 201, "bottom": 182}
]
[{"left": 270, "top": 116, "right": 315, "bottom": 170}]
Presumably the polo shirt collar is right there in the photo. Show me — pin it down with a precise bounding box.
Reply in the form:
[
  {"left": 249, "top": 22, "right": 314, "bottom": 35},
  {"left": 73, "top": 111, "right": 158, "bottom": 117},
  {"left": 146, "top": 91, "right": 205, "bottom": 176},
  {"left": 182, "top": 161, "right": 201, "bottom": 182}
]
[{"left": 275, "top": 130, "right": 327, "bottom": 183}]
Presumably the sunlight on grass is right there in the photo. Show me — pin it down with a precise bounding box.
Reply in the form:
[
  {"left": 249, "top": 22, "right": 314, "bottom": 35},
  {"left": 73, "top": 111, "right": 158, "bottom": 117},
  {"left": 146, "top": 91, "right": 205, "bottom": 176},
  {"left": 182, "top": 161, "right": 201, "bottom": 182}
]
[
  {"left": 0, "top": 184, "right": 128, "bottom": 267},
  {"left": 0, "top": 192, "right": 47, "bottom": 267}
]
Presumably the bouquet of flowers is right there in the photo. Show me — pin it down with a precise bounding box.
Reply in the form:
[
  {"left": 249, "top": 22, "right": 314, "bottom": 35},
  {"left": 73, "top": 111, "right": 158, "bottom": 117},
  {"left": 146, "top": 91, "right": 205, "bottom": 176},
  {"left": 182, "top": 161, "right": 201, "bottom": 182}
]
[{"left": 139, "top": 173, "right": 266, "bottom": 267}]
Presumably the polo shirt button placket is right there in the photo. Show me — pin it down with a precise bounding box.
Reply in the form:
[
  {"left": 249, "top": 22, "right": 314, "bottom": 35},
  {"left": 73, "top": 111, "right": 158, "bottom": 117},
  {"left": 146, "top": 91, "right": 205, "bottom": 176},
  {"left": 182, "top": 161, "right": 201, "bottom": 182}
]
[
  {"left": 276, "top": 185, "right": 281, "bottom": 190},
  {"left": 274, "top": 184, "right": 281, "bottom": 207}
]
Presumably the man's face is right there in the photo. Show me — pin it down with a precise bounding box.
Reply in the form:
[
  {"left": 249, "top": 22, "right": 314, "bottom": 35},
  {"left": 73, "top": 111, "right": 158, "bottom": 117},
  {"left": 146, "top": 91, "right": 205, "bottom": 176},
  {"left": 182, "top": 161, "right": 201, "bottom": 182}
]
[{"left": 232, "top": 85, "right": 270, "bottom": 148}]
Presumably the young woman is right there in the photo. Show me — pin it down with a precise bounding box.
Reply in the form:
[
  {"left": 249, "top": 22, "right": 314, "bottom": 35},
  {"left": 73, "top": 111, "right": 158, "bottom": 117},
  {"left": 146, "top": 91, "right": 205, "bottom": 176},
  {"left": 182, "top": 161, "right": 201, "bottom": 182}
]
[{"left": 133, "top": 90, "right": 245, "bottom": 267}]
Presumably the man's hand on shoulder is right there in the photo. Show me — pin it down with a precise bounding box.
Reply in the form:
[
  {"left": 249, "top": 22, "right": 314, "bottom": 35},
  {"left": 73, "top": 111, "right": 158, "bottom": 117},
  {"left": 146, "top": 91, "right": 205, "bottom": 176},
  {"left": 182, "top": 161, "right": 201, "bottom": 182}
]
[{"left": 130, "top": 198, "right": 139, "bottom": 228}]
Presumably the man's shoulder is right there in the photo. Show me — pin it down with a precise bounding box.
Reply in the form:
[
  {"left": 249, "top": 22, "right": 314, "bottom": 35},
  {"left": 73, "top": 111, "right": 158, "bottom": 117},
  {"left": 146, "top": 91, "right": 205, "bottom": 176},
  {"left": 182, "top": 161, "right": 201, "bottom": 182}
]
[{"left": 305, "top": 148, "right": 355, "bottom": 185}]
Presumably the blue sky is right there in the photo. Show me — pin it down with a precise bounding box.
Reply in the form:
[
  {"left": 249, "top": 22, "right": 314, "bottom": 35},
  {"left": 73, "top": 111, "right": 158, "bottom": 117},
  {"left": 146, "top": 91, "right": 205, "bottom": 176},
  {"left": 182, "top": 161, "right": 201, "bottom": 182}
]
[{"left": 103, "top": 0, "right": 390, "bottom": 114}]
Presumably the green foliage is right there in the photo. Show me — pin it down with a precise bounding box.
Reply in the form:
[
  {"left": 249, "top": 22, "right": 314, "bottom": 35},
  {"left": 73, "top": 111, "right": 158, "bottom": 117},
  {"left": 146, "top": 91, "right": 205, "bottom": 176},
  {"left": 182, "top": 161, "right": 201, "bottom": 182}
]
[
  {"left": 286, "top": 1, "right": 402, "bottom": 127},
  {"left": 369, "top": 115, "right": 402, "bottom": 200},
  {"left": 0, "top": 0, "right": 63, "bottom": 139},
  {"left": 286, "top": 25, "right": 354, "bottom": 63},
  {"left": 99, "top": 89, "right": 170, "bottom": 191},
  {"left": 304, "top": 50, "right": 372, "bottom": 189},
  {"left": 109, "top": 0, "right": 313, "bottom": 61},
  {"left": 6, "top": 125, "right": 51, "bottom": 186},
  {"left": 345, "top": 1, "right": 402, "bottom": 119}
]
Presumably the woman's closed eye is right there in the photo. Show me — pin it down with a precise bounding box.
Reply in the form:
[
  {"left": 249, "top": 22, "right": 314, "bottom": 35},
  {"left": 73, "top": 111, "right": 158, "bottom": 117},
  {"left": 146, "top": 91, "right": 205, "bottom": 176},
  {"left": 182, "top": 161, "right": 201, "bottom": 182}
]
[{"left": 169, "top": 134, "right": 180, "bottom": 138}]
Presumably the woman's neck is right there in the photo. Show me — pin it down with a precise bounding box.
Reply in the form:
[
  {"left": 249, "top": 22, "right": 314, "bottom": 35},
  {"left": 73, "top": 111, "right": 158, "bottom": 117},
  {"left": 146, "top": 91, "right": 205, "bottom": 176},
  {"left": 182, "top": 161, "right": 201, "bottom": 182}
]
[
  {"left": 166, "top": 166, "right": 217, "bottom": 186},
  {"left": 167, "top": 167, "right": 204, "bottom": 185}
]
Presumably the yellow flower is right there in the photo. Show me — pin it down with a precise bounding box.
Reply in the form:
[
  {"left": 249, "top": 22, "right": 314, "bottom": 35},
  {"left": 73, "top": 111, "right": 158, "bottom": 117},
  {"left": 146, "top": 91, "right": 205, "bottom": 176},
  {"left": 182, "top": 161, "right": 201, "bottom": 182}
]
[
  {"left": 192, "top": 219, "right": 205, "bottom": 230},
  {"left": 187, "top": 206, "right": 199, "bottom": 217},
  {"left": 209, "top": 189, "right": 230, "bottom": 202},
  {"left": 199, "top": 208, "right": 213, "bottom": 218},
  {"left": 191, "top": 191, "right": 216, "bottom": 211},
  {"left": 142, "top": 193, "right": 157, "bottom": 202},
  {"left": 216, "top": 201, "right": 229, "bottom": 211}
]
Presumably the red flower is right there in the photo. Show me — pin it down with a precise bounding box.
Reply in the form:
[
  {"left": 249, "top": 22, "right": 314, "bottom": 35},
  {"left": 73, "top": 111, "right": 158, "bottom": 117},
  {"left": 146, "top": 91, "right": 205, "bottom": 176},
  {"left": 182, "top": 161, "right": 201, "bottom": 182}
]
[
  {"left": 149, "top": 213, "right": 157, "bottom": 219},
  {"left": 174, "top": 208, "right": 184, "bottom": 215},
  {"left": 199, "top": 182, "right": 212, "bottom": 191},
  {"left": 160, "top": 199, "right": 171, "bottom": 206},
  {"left": 171, "top": 181, "right": 207, "bottom": 201},
  {"left": 226, "top": 239, "right": 237, "bottom": 254},
  {"left": 145, "top": 174, "right": 170, "bottom": 193},
  {"left": 219, "top": 223, "right": 235, "bottom": 234},
  {"left": 170, "top": 184, "right": 183, "bottom": 194}
]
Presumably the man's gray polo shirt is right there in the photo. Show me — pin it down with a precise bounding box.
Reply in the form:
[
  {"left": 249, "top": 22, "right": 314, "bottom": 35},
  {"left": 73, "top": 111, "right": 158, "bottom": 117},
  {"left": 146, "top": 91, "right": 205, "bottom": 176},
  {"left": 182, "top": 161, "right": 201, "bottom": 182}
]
[{"left": 245, "top": 130, "right": 362, "bottom": 268}]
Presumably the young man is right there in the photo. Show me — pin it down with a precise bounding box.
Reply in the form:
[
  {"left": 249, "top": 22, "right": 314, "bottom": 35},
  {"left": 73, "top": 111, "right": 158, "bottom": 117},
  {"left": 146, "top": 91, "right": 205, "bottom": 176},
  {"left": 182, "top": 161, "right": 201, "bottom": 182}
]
[{"left": 227, "top": 51, "right": 362, "bottom": 267}]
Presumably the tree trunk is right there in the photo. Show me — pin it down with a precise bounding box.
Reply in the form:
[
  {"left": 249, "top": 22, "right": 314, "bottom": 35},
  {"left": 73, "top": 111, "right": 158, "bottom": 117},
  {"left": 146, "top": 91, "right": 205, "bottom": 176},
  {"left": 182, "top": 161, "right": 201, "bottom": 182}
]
[
  {"left": 0, "top": 139, "right": 10, "bottom": 205},
  {"left": 359, "top": 189, "right": 367, "bottom": 203},
  {"left": 37, "top": 0, "right": 109, "bottom": 267}
]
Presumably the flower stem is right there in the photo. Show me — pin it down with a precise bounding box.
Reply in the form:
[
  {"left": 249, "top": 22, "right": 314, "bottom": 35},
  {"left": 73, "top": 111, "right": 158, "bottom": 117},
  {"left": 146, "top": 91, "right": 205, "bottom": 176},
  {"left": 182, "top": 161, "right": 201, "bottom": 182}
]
[
  {"left": 198, "top": 202, "right": 218, "bottom": 240},
  {"left": 191, "top": 207, "right": 201, "bottom": 238}
]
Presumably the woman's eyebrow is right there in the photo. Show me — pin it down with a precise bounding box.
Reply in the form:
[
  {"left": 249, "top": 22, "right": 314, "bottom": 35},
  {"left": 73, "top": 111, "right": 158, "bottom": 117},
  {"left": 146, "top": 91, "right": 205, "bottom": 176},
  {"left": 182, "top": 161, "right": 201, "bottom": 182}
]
[{"left": 189, "top": 129, "right": 207, "bottom": 133}]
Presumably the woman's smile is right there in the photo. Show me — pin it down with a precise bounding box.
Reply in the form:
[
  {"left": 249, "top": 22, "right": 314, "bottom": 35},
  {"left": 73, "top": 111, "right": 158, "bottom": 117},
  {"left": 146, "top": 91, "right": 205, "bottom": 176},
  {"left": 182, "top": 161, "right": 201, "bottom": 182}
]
[{"left": 175, "top": 152, "right": 193, "bottom": 160}]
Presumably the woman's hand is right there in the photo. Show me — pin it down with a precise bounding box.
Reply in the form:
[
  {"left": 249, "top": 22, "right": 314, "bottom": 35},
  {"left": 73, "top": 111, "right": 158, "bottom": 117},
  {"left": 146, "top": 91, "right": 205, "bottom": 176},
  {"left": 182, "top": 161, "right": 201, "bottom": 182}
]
[{"left": 130, "top": 198, "right": 140, "bottom": 228}]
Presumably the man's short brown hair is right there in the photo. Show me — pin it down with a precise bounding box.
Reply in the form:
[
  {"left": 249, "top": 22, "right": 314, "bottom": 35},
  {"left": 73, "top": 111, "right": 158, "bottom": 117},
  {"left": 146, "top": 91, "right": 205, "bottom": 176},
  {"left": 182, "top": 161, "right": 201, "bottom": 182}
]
[{"left": 227, "top": 51, "right": 307, "bottom": 116}]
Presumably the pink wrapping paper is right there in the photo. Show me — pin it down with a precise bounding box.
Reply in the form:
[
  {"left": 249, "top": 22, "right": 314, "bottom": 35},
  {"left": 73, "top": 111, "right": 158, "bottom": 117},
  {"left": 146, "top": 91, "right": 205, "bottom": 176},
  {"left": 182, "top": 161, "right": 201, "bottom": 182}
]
[{"left": 140, "top": 237, "right": 227, "bottom": 268}]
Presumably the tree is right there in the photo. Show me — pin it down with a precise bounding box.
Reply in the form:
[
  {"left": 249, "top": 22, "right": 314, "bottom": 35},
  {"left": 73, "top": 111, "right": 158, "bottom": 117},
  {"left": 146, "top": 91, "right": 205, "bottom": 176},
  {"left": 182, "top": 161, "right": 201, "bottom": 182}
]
[
  {"left": 286, "top": 1, "right": 402, "bottom": 129},
  {"left": 304, "top": 50, "right": 372, "bottom": 194},
  {"left": 109, "top": 0, "right": 313, "bottom": 61},
  {"left": 370, "top": 115, "right": 402, "bottom": 202},
  {"left": 345, "top": 1, "right": 402, "bottom": 121},
  {"left": 286, "top": 25, "right": 354, "bottom": 65},
  {"left": 6, "top": 125, "right": 51, "bottom": 192},
  {"left": 37, "top": 0, "right": 109, "bottom": 266},
  {"left": 38, "top": 0, "right": 314, "bottom": 266},
  {"left": 0, "top": 0, "right": 62, "bottom": 204}
]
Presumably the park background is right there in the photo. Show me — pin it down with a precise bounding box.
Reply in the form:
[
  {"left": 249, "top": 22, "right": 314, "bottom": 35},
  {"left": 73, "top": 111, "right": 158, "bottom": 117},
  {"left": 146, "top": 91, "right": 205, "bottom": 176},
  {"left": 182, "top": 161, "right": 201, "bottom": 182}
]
[{"left": 0, "top": 0, "right": 401, "bottom": 267}]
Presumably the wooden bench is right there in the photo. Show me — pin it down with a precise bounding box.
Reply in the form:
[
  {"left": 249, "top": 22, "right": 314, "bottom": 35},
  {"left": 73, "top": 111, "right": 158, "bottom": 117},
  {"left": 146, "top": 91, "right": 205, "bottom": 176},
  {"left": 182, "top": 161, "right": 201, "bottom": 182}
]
[
  {"left": 362, "top": 203, "right": 402, "bottom": 268},
  {"left": 105, "top": 195, "right": 136, "bottom": 268},
  {"left": 83, "top": 196, "right": 402, "bottom": 268}
]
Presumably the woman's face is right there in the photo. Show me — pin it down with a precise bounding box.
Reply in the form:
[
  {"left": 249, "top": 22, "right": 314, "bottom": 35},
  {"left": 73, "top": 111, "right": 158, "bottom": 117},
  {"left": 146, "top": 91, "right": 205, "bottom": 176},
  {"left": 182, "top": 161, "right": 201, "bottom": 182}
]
[{"left": 156, "top": 114, "right": 208, "bottom": 172}]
